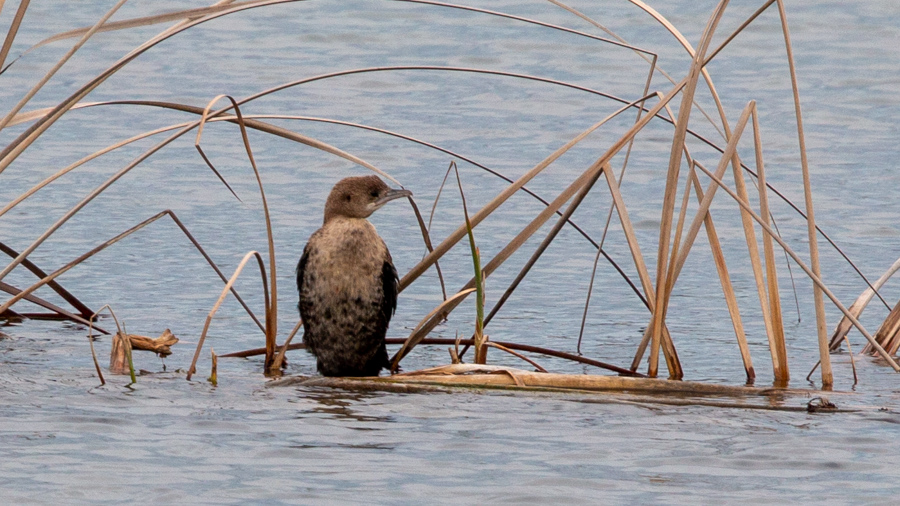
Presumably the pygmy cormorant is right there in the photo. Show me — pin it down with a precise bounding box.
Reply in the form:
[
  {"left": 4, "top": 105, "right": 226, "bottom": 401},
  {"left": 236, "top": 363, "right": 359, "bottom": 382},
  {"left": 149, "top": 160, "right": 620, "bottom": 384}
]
[{"left": 296, "top": 175, "right": 411, "bottom": 376}]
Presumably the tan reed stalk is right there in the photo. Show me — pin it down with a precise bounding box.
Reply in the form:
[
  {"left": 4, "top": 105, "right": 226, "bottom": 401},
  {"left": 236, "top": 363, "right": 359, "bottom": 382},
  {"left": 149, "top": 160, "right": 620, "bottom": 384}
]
[
  {"left": 776, "top": 0, "right": 831, "bottom": 387},
  {"left": 600, "top": 167, "right": 680, "bottom": 377},
  {"left": 26, "top": 1, "right": 249, "bottom": 51},
  {"left": 0, "top": 280, "right": 101, "bottom": 331},
  {"left": 483, "top": 342, "right": 547, "bottom": 373},
  {"left": 0, "top": 0, "right": 29, "bottom": 70},
  {"left": 752, "top": 105, "right": 788, "bottom": 379},
  {"left": 187, "top": 251, "right": 268, "bottom": 381},
  {"left": 194, "top": 95, "right": 277, "bottom": 371},
  {"left": 652, "top": 96, "right": 752, "bottom": 380},
  {"left": 872, "top": 301, "right": 900, "bottom": 355},
  {"left": 831, "top": 256, "right": 900, "bottom": 350},
  {"left": 649, "top": 0, "right": 730, "bottom": 378},
  {"left": 399, "top": 91, "right": 661, "bottom": 291},
  {"left": 0, "top": 0, "right": 294, "bottom": 177},
  {"left": 0, "top": 0, "right": 126, "bottom": 132},
  {"left": 692, "top": 162, "right": 900, "bottom": 372},
  {"left": 271, "top": 319, "right": 303, "bottom": 371},
  {"left": 728, "top": 117, "right": 785, "bottom": 383}
]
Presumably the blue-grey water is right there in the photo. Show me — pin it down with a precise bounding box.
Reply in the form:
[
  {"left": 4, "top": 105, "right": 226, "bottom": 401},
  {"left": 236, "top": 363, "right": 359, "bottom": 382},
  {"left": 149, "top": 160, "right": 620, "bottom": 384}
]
[{"left": 2, "top": 0, "right": 900, "bottom": 502}]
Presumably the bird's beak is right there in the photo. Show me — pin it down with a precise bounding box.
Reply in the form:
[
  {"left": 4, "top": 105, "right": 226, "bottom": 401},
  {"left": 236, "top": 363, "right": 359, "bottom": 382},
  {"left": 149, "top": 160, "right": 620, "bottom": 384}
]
[{"left": 374, "top": 188, "right": 412, "bottom": 208}]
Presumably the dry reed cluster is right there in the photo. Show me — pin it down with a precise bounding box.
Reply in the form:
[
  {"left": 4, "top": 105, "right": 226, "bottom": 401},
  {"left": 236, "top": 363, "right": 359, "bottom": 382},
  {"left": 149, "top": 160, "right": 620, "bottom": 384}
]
[{"left": 1, "top": 0, "right": 898, "bottom": 391}]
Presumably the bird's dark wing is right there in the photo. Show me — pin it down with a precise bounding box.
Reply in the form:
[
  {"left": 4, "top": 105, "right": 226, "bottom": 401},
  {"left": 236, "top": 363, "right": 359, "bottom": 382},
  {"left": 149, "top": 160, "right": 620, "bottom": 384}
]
[
  {"left": 380, "top": 256, "right": 399, "bottom": 326},
  {"left": 296, "top": 244, "right": 310, "bottom": 298}
]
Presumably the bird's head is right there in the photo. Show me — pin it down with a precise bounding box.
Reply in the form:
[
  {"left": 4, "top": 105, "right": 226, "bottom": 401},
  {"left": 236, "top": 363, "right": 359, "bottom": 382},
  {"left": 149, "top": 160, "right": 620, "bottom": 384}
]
[{"left": 323, "top": 175, "right": 412, "bottom": 223}]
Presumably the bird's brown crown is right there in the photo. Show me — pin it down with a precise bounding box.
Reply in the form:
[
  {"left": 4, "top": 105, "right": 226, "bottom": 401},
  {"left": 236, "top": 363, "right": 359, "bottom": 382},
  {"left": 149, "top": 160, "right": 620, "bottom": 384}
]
[{"left": 322, "top": 175, "right": 411, "bottom": 224}]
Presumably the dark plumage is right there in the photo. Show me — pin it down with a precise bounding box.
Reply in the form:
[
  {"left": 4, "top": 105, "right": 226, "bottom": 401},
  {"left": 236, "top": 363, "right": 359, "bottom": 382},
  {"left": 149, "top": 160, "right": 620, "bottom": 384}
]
[{"left": 296, "top": 175, "right": 411, "bottom": 376}]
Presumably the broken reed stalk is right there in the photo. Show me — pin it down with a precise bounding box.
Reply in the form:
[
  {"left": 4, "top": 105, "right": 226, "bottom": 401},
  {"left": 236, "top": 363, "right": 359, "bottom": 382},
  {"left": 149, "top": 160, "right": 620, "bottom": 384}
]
[
  {"left": 89, "top": 304, "right": 133, "bottom": 382},
  {"left": 452, "top": 162, "right": 487, "bottom": 364},
  {"left": 272, "top": 318, "right": 304, "bottom": 370},
  {"left": 751, "top": 105, "right": 788, "bottom": 379},
  {"left": 831, "top": 255, "right": 900, "bottom": 350},
  {"left": 692, "top": 162, "right": 900, "bottom": 372},
  {"left": 187, "top": 251, "right": 269, "bottom": 381},
  {"left": 209, "top": 349, "right": 218, "bottom": 386}
]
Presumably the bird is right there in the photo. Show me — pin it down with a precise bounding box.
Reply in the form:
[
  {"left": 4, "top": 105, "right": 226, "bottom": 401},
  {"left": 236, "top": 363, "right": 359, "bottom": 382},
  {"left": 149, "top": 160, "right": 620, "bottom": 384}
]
[{"left": 296, "top": 175, "right": 411, "bottom": 377}]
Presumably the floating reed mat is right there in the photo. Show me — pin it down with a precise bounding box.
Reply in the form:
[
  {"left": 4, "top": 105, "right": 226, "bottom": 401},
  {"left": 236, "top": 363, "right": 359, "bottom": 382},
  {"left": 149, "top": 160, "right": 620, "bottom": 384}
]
[{"left": 267, "top": 364, "right": 855, "bottom": 412}]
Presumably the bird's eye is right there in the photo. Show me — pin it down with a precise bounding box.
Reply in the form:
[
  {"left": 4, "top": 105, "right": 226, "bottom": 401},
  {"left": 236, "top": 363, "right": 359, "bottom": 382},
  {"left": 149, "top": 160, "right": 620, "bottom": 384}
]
[
  {"left": 370, "top": 190, "right": 379, "bottom": 198},
  {"left": 344, "top": 194, "right": 352, "bottom": 202}
]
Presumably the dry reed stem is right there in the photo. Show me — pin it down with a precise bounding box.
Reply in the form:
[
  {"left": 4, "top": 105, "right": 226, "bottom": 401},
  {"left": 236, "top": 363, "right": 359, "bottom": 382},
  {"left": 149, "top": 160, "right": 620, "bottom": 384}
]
[
  {"left": 225, "top": 338, "right": 643, "bottom": 376},
  {"left": 186, "top": 251, "right": 269, "bottom": 381},
  {"left": 0, "top": 280, "right": 103, "bottom": 332},
  {"left": 729, "top": 123, "right": 785, "bottom": 382},
  {"left": 390, "top": 364, "right": 821, "bottom": 397},
  {"left": 391, "top": 288, "right": 477, "bottom": 372},
  {"left": 484, "top": 342, "right": 548, "bottom": 373},
  {"left": 599, "top": 167, "right": 679, "bottom": 375},
  {"left": 400, "top": 0, "right": 656, "bottom": 55},
  {"left": 0, "top": 211, "right": 172, "bottom": 315},
  {"left": 0, "top": 0, "right": 126, "bottom": 132},
  {"left": 832, "top": 256, "right": 900, "bottom": 350},
  {"left": 195, "top": 95, "right": 278, "bottom": 371},
  {"left": 872, "top": 300, "right": 900, "bottom": 355},
  {"left": 399, "top": 91, "right": 661, "bottom": 292},
  {"left": 688, "top": 171, "right": 754, "bottom": 380},
  {"left": 25, "top": 1, "right": 251, "bottom": 51},
  {"left": 0, "top": 0, "right": 298, "bottom": 178},
  {"left": 634, "top": 101, "right": 752, "bottom": 374},
  {"left": 649, "top": 0, "right": 728, "bottom": 378},
  {"left": 0, "top": 0, "right": 28, "bottom": 70},
  {"left": 0, "top": 241, "right": 94, "bottom": 317},
  {"left": 88, "top": 304, "right": 132, "bottom": 381},
  {"left": 752, "top": 106, "right": 789, "bottom": 378},
  {"left": 271, "top": 318, "right": 304, "bottom": 370},
  {"left": 393, "top": 88, "right": 694, "bottom": 368},
  {"left": 692, "top": 163, "right": 900, "bottom": 372},
  {"left": 776, "top": 0, "right": 831, "bottom": 387}
]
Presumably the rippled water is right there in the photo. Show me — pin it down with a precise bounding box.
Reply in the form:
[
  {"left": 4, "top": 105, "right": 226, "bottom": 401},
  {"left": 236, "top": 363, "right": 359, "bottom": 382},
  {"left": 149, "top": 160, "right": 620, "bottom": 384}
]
[{"left": 2, "top": 0, "right": 900, "bottom": 501}]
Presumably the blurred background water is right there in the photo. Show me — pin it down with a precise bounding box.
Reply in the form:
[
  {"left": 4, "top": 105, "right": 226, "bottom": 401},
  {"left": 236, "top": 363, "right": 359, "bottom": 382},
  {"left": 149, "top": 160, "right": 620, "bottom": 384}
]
[{"left": 1, "top": 0, "right": 900, "bottom": 502}]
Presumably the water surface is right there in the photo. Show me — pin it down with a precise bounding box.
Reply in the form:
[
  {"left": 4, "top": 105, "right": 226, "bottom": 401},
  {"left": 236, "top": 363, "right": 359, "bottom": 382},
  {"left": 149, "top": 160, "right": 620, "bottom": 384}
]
[{"left": 2, "top": 0, "right": 900, "bottom": 502}]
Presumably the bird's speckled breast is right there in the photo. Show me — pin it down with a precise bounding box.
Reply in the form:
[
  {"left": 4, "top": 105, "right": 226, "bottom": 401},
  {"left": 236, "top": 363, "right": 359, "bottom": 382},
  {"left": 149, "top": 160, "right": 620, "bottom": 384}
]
[{"left": 304, "top": 217, "right": 387, "bottom": 301}]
